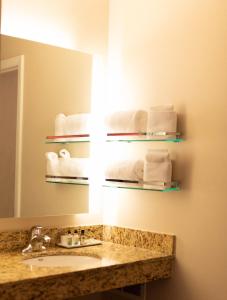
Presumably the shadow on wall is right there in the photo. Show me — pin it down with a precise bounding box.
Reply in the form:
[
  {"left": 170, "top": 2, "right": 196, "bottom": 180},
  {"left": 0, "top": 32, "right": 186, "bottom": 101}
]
[{"left": 146, "top": 259, "right": 194, "bottom": 300}]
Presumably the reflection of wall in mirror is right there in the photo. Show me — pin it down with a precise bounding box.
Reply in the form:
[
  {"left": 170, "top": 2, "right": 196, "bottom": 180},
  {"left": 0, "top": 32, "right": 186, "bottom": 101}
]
[{"left": 1, "top": 35, "right": 92, "bottom": 218}]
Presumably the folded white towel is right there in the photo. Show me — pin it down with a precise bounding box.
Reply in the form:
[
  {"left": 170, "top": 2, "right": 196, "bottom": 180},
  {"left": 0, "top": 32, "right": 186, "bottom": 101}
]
[
  {"left": 143, "top": 149, "right": 172, "bottom": 185},
  {"left": 55, "top": 113, "right": 66, "bottom": 136},
  {"left": 54, "top": 113, "right": 90, "bottom": 136},
  {"left": 147, "top": 105, "right": 177, "bottom": 136},
  {"left": 105, "top": 160, "right": 144, "bottom": 182},
  {"left": 45, "top": 150, "right": 90, "bottom": 178},
  {"left": 105, "top": 110, "right": 148, "bottom": 133}
]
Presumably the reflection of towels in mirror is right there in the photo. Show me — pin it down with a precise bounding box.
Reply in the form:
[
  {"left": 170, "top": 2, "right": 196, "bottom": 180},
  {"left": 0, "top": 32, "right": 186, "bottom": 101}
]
[
  {"left": 54, "top": 113, "right": 90, "bottom": 136},
  {"left": 45, "top": 152, "right": 60, "bottom": 176},
  {"left": 147, "top": 105, "right": 177, "bottom": 135},
  {"left": 105, "top": 160, "right": 144, "bottom": 182},
  {"left": 143, "top": 149, "right": 172, "bottom": 185},
  {"left": 105, "top": 110, "right": 148, "bottom": 133},
  {"left": 46, "top": 150, "right": 90, "bottom": 178},
  {"left": 59, "top": 149, "right": 70, "bottom": 159}
]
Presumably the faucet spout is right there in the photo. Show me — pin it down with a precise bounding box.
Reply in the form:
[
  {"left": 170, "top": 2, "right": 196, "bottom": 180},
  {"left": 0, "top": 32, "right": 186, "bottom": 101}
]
[{"left": 22, "top": 226, "right": 51, "bottom": 254}]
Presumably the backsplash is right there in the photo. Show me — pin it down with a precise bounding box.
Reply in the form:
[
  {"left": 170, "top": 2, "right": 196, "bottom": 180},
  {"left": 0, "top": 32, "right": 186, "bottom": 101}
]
[
  {"left": 0, "top": 225, "right": 175, "bottom": 255},
  {"left": 103, "top": 226, "right": 175, "bottom": 255}
]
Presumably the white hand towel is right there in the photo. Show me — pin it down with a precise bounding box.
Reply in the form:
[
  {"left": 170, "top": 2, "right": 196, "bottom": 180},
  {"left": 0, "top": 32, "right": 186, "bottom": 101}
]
[
  {"left": 105, "top": 110, "right": 148, "bottom": 133},
  {"left": 59, "top": 157, "right": 90, "bottom": 178},
  {"left": 105, "top": 160, "right": 144, "bottom": 182},
  {"left": 143, "top": 149, "right": 172, "bottom": 184},
  {"left": 147, "top": 105, "right": 177, "bottom": 136},
  {"left": 45, "top": 152, "right": 60, "bottom": 176},
  {"left": 55, "top": 113, "right": 66, "bottom": 136}
]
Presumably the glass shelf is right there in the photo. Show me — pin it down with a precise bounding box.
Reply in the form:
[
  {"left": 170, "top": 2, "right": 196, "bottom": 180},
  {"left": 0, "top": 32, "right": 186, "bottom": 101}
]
[
  {"left": 46, "top": 132, "right": 183, "bottom": 144},
  {"left": 45, "top": 177, "right": 180, "bottom": 192},
  {"left": 46, "top": 176, "right": 89, "bottom": 186}
]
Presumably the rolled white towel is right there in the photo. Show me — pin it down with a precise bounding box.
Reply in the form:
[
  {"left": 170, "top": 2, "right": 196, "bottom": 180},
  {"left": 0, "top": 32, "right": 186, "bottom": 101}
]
[
  {"left": 59, "top": 149, "right": 71, "bottom": 159},
  {"left": 45, "top": 152, "right": 60, "bottom": 176},
  {"left": 59, "top": 157, "right": 90, "bottom": 178},
  {"left": 55, "top": 113, "right": 66, "bottom": 136},
  {"left": 46, "top": 150, "right": 90, "bottom": 178},
  {"left": 64, "top": 113, "right": 90, "bottom": 135},
  {"left": 105, "top": 110, "right": 148, "bottom": 133},
  {"left": 143, "top": 149, "right": 172, "bottom": 185},
  {"left": 54, "top": 113, "right": 90, "bottom": 136},
  {"left": 147, "top": 105, "right": 177, "bottom": 136},
  {"left": 105, "top": 160, "right": 144, "bottom": 182}
]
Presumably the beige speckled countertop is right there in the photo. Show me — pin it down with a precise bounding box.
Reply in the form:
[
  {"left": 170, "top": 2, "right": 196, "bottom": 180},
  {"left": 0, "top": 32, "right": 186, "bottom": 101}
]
[{"left": 0, "top": 241, "right": 173, "bottom": 300}]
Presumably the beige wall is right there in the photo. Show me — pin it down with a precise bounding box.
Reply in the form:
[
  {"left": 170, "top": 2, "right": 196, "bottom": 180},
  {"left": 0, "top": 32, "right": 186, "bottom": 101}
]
[
  {"left": 0, "top": 70, "right": 17, "bottom": 217},
  {"left": 1, "top": 35, "right": 92, "bottom": 217},
  {"left": 103, "top": 1, "right": 227, "bottom": 300},
  {"left": 1, "top": 0, "right": 108, "bottom": 55},
  {"left": 1, "top": 1, "right": 227, "bottom": 299}
]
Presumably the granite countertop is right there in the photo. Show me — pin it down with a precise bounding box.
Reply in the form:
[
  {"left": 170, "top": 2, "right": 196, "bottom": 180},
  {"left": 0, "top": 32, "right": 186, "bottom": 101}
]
[{"left": 0, "top": 241, "right": 174, "bottom": 300}]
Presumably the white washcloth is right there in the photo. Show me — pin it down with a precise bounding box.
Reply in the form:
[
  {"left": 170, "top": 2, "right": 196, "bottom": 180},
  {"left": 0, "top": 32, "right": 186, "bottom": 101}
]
[
  {"left": 105, "top": 110, "right": 148, "bottom": 133},
  {"left": 143, "top": 149, "right": 172, "bottom": 184},
  {"left": 54, "top": 113, "right": 90, "bottom": 136},
  {"left": 147, "top": 105, "right": 177, "bottom": 135},
  {"left": 105, "top": 160, "right": 144, "bottom": 182}
]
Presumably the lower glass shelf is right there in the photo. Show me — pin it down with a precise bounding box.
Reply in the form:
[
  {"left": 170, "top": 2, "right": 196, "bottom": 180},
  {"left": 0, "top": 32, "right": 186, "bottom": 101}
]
[{"left": 45, "top": 177, "right": 180, "bottom": 192}]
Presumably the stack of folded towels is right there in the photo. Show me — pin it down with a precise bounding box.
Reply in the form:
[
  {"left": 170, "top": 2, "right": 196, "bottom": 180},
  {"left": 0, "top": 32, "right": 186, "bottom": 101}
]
[
  {"left": 55, "top": 113, "right": 90, "bottom": 136},
  {"left": 143, "top": 149, "right": 172, "bottom": 188},
  {"left": 45, "top": 149, "right": 90, "bottom": 179},
  {"left": 146, "top": 105, "right": 177, "bottom": 136}
]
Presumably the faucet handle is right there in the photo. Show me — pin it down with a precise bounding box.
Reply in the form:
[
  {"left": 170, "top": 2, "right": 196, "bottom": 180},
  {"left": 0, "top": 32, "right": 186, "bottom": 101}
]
[{"left": 30, "top": 225, "right": 43, "bottom": 238}]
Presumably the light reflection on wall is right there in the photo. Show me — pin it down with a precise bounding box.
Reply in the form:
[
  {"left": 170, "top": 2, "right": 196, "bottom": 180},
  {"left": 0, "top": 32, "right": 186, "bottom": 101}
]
[
  {"left": 89, "top": 55, "right": 106, "bottom": 214},
  {"left": 1, "top": 0, "right": 76, "bottom": 50}
]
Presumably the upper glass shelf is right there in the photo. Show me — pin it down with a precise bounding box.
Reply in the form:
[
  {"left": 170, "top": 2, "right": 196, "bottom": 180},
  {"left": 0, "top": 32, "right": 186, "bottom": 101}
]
[
  {"left": 46, "top": 132, "right": 183, "bottom": 144},
  {"left": 46, "top": 176, "right": 180, "bottom": 192}
]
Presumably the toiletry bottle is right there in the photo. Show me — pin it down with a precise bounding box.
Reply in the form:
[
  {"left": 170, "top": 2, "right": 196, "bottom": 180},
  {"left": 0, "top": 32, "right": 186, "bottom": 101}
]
[
  {"left": 60, "top": 234, "right": 69, "bottom": 246},
  {"left": 80, "top": 229, "right": 86, "bottom": 245},
  {"left": 73, "top": 230, "right": 80, "bottom": 246},
  {"left": 67, "top": 230, "right": 73, "bottom": 246}
]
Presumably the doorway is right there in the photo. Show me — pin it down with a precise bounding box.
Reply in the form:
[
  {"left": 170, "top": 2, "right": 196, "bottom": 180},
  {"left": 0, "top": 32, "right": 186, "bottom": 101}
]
[
  {"left": 0, "top": 70, "right": 18, "bottom": 217},
  {"left": 0, "top": 56, "right": 24, "bottom": 217}
]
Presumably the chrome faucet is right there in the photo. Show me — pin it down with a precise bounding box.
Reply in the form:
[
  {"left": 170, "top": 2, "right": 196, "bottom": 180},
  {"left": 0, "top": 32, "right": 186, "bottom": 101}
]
[{"left": 22, "top": 226, "right": 51, "bottom": 254}]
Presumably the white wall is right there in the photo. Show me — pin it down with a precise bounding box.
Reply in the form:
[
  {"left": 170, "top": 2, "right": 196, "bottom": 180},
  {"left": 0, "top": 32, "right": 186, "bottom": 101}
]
[{"left": 103, "top": 1, "right": 227, "bottom": 300}]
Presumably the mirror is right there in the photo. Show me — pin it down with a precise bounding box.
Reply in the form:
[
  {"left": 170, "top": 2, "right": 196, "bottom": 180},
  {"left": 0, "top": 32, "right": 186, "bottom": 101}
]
[{"left": 0, "top": 34, "right": 92, "bottom": 218}]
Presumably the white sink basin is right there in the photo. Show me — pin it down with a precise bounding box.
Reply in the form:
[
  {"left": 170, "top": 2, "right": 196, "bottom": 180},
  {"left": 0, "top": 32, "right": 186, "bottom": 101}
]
[{"left": 23, "top": 255, "right": 102, "bottom": 268}]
